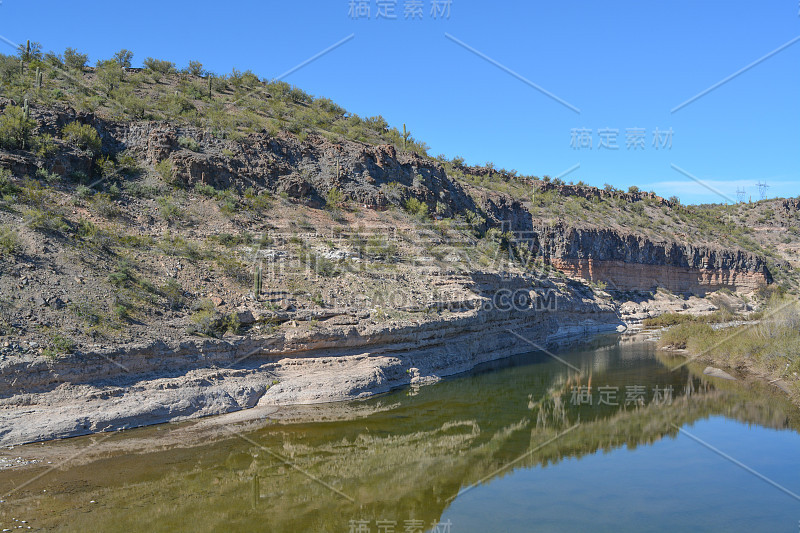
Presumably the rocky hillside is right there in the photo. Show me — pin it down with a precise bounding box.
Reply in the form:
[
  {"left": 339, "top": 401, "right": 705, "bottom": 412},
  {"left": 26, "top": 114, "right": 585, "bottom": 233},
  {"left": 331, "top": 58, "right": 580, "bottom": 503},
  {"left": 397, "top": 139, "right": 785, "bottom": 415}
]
[{"left": 0, "top": 46, "right": 797, "bottom": 442}]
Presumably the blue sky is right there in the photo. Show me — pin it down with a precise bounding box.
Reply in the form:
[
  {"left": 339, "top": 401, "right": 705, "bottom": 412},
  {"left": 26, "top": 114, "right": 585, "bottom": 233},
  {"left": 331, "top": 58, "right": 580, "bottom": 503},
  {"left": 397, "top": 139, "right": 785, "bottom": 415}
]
[{"left": 1, "top": 1, "right": 797, "bottom": 204}]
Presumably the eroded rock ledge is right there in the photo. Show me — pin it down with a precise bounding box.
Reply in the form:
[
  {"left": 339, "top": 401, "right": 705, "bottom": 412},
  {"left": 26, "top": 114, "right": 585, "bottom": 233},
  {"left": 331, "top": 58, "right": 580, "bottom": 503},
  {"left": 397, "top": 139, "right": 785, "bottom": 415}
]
[{"left": 0, "top": 286, "right": 621, "bottom": 446}]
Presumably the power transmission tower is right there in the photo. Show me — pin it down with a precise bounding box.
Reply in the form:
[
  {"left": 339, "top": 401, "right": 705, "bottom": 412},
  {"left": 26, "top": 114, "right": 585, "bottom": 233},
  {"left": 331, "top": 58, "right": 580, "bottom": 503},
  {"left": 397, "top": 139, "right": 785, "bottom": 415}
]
[
  {"left": 736, "top": 187, "right": 746, "bottom": 203},
  {"left": 756, "top": 181, "right": 769, "bottom": 200}
]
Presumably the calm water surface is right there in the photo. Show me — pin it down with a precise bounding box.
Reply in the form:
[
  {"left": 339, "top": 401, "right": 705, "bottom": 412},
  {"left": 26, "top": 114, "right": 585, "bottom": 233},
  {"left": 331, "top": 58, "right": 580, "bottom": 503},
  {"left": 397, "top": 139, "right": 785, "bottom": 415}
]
[{"left": 2, "top": 337, "right": 799, "bottom": 532}]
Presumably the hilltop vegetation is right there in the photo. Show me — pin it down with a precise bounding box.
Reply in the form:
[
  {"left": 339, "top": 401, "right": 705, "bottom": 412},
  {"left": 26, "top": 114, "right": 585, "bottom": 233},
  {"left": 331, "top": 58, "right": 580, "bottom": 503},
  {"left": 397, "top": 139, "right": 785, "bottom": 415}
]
[{"left": 0, "top": 42, "right": 430, "bottom": 152}]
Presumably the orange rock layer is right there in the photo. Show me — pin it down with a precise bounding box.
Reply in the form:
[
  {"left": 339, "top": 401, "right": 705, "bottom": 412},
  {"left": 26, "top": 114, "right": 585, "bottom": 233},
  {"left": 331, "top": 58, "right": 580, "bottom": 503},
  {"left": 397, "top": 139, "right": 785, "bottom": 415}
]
[{"left": 550, "top": 258, "right": 769, "bottom": 294}]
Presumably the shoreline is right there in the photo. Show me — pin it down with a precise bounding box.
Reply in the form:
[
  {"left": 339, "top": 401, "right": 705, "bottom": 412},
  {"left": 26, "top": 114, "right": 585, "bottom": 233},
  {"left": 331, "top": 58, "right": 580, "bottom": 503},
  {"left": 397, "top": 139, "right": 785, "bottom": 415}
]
[
  {"left": 0, "top": 298, "right": 624, "bottom": 447},
  {"left": 652, "top": 322, "right": 800, "bottom": 409}
]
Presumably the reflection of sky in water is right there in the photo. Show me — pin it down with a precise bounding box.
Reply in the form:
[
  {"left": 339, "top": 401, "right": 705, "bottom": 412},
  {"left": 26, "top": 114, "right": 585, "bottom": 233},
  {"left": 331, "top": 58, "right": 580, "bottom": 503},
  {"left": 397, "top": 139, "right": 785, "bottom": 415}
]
[{"left": 442, "top": 417, "right": 800, "bottom": 533}]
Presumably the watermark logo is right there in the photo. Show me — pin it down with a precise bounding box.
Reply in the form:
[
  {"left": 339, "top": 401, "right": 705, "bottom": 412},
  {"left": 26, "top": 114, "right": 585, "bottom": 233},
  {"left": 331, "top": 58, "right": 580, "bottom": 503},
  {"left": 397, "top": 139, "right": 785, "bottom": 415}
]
[
  {"left": 569, "top": 385, "right": 674, "bottom": 407},
  {"left": 348, "top": 518, "right": 452, "bottom": 532},
  {"left": 348, "top": 0, "right": 452, "bottom": 20},
  {"left": 570, "top": 127, "right": 673, "bottom": 150}
]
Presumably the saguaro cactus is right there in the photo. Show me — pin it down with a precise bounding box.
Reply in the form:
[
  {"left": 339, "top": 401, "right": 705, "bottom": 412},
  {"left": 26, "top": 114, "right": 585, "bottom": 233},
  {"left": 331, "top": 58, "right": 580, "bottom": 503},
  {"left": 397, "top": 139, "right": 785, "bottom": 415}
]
[
  {"left": 208, "top": 75, "right": 213, "bottom": 98},
  {"left": 23, "top": 98, "right": 29, "bottom": 120},
  {"left": 253, "top": 265, "right": 262, "bottom": 300},
  {"left": 402, "top": 123, "right": 410, "bottom": 150}
]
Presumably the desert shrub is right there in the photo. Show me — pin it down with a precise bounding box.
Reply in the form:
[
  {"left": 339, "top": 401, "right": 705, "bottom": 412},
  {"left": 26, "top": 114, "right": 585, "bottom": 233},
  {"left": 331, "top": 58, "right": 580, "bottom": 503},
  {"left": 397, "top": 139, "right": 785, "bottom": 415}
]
[
  {"left": 117, "top": 89, "right": 147, "bottom": 119},
  {"left": 187, "top": 299, "right": 240, "bottom": 337},
  {"left": 90, "top": 193, "right": 120, "bottom": 218},
  {"left": 0, "top": 225, "right": 21, "bottom": 257},
  {"left": 161, "top": 277, "right": 186, "bottom": 310},
  {"left": 96, "top": 59, "right": 124, "bottom": 95},
  {"left": 178, "top": 136, "right": 201, "bottom": 152},
  {"left": 219, "top": 198, "right": 237, "bottom": 216},
  {"left": 298, "top": 248, "right": 339, "bottom": 277},
  {"left": 63, "top": 47, "right": 88, "bottom": 70},
  {"left": 62, "top": 122, "right": 101, "bottom": 155},
  {"left": 75, "top": 184, "right": 94, "bottom": 199},
  {"left": 143, "top": 57, "right": 176, "bottom": 74},
  {"left": 113, "top": 49, "right": 134, "bottom": 68},
  {"left": 76, "top": 218, "right": 98, "bottom": 238},
  {"left": 36, "top": 167, "right": 61, "bottom": 184},
  {"left": 160, "top": 93, "right": 196, "bottom": 117},
  {"left": 24, "top": 207, "right": 68, "bottom": 233},
  {"left": 0, "top": 170, "right": 19, "bottom": 199},
  {"left": 156, "top": 196, "right": 185, "bottom": 223},
  {"left": 325, "top": 186, "right": 343, "bottom": 210},
  {"left": 208, "top": 232, "right": 253, "bottom": 247},
  {"left": 0, "top": 106, "right": 35, "bottom": 150},
  {"left": 158, "top": 233, "right": 205, "bottom": 261},
  {"left": 404, "top": 197, "right": 428, "bottom": 219},
  {"left": 380, "top": 181, "right": 404, "bottom": 205},
  {"left": 43, "top": 333, "right": 75, "bottom": 360},
  {"left": 194, "top": 183, "right": 219, "bottom": 198},
  {"left": 122, "top": 180, "right": 163, "bottom": 199},
  {"left": 33, "top": 133, "right": 59, "bottom": 159},
  {"left": 155, "top": 159, "right": 174, "bottom": 182},
  {"left": 50, "top": 333, "right": 75, "bottom": 353},
  {"left": 185, "top": 60, "right": 205, "bottom": 76}
]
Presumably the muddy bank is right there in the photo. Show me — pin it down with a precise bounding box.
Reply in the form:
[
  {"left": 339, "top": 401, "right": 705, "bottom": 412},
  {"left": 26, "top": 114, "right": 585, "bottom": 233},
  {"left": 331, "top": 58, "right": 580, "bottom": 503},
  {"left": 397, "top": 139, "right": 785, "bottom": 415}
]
[{"left": 0, "top": 294, "right": 623, "bottom": 446}]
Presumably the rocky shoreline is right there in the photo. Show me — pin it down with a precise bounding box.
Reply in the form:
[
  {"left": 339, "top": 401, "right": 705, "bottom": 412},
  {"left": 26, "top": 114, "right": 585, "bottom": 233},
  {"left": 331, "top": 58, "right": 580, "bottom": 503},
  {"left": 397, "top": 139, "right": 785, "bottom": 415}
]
[{"left": 0, "top": 291, "right": 624, "bottom": 446}]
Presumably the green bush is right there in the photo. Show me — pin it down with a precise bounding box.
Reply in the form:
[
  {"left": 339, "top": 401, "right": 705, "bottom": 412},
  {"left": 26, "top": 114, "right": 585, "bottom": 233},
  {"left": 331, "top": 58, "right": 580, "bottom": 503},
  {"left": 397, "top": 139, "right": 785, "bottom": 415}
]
[
  {"left": 51, "top": 333, "right": 75, "bottom": 354},
  {"left": 0, "top": 169, "right": 20, "bottom": 198},
  {"left": 62, "top": 122, "right": 101, "bottom": 155},
  {"left": 113, "top": 49, "right": 134, "bottom": 68},
  {"left": 325, "top": 186, "right": 343, "bottom": 210},
  {"left": 155, "top": 159, "right": 174, "bottom": 182},
  {"left": 185, "top": 60, "right": 205, "bottom": 76},
  {"left": 404, "top": 197, "right": 428, "bottom": 219},
  {"left": 143, "top": 57, "right": 176, "bottom": 74},
  {"left": 75, "top": 184, "right": 94, "bottom": 199},
  {"left": 24, "top": 207, "right": 68, "bottom": 233},
  {"left": 96, "top": 59, "right": 124, "bottom": 95},
  {"left": 178, "top": 136, "right": 201, "bottom": 152},
  {"left": 36, "top": 167, "right": 61, "bottom": 184},
  {"left": 63, "top": 47, "right": 88, "bottom": 70},
  {"left": 0, "top": 106, "right": 35, "bottom": 150},
  {"left": 161, "top": 277, "right": 186, "bottom": 310},
  {"left": 0, "top": 225, "right": 22, "bottom": 257},
  {"left": 188, "top": 299, "right": 240, "bottom": 337},
  {"left": 34, "top": 134, "right": 59, "bottom": 158},
  {"left": 43, "top": 333, "right": 75, "bottom": 360},
  {"left": 90, "top": 193, "right": 120, "bottom": 218},
  {"left": 157, "top": 196, "right": 185, "bottom": 222}
]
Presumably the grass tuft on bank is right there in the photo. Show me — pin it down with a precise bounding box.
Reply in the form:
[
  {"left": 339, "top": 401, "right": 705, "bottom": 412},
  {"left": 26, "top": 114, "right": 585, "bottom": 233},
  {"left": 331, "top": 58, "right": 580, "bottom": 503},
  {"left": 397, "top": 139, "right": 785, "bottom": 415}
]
[{"left": 658, "top": 297, "right": 800, "bottom": 398}]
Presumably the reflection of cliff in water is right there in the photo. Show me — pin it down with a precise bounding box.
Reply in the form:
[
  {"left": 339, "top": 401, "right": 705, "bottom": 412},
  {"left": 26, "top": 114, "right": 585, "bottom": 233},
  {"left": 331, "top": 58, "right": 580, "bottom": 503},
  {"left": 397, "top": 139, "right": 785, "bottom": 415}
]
[{"left": 2, "top": 341, "right": 797, "bottom": 532}]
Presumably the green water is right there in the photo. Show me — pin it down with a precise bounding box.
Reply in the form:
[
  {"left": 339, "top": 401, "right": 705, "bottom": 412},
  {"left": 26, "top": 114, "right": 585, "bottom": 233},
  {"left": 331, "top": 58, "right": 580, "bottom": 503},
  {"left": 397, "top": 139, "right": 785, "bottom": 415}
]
[{"left": 2, "top": 337, "right": 799, "bottom": 532}]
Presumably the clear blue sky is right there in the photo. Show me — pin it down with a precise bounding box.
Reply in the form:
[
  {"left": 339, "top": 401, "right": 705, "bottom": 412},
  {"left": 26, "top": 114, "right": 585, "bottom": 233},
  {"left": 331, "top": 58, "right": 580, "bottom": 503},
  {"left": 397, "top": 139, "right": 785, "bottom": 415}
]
[{"left": 1, "top": 1, "right": 797, "bottom": 204}]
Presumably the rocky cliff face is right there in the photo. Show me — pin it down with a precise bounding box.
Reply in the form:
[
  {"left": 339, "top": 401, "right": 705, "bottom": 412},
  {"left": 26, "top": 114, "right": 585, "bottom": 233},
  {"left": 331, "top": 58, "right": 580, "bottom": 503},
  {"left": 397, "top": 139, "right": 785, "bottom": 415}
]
[
  {"left": 4, "top": 103, "right": 774, "bottom": 295},
  {"left": 532, "top": 224, "right": 773, "bottom": 293},
  {"left": 472, "top": 191, "right": 773, "bottom": 294},
  {"left": 111, "top": 122, "right": 480, "bottom": 217}
]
